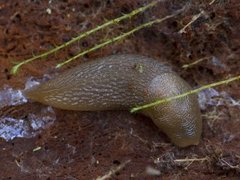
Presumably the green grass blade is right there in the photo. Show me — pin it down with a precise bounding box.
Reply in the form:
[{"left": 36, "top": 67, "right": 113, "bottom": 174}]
[
  {"left": 56, "top": 12, "right": 179, "bottom": 68},
  {"left": 10, "top": 0, "right": 159, "bottom": 75},
  {"left": 130, "top": 75, "right": 240, "bottom": 113}
]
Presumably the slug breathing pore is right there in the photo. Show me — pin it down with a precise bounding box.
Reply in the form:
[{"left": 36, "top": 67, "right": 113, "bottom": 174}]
[{"left": 24, "top": 54, "right": 202, "bottom": 147}]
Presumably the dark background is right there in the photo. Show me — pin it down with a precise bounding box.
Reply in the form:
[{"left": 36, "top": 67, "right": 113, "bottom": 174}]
[{"left": 0, "top": 0, "right": 239, "bottom": 179}]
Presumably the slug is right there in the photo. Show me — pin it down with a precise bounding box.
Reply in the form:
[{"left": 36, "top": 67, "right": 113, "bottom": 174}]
[{"left": 24, "top": 54, "right": 202, "bottom": 147}]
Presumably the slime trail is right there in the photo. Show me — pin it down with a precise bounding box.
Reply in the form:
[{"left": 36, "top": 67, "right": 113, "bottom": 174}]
[{"left": 0, "top": 86, "right": 56, "bottom": 141}]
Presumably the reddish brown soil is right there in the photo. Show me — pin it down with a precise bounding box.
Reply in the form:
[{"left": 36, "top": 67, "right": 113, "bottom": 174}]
[{"left": 0, "top": 0, "right": 239, "bottom": 179}]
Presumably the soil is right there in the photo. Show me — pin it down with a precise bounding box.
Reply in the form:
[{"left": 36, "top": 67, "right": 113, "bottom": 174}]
[{"left": 0, "top": 0, "right": 239, "bottom": 179}]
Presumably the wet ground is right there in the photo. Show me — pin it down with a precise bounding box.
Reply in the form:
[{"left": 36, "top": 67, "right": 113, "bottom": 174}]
[{"left": 0, "top": 0, "right": 240, "bottom": 179}]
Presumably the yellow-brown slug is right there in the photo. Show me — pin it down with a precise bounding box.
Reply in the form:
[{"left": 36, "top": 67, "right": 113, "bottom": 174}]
[{"left": 24, "top": 54, "right": 202, "bottom": 147}]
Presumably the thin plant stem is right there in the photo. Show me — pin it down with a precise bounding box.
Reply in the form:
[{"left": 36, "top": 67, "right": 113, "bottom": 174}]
[
  {"left": 56, "top": 12, "right": 180, "bottom": 68},
  {"left": 179, "top": 10, "right": 204, "bottom": 34},
  {"left": 174, "top": 157, "right": 209, "bottom": 163},
  {"left": 130, "top": 75, "right": 240, "bottom": 113},
  {"left": 11, "top": 0, "right": 159, "bottom": 75},
  {"left": 182, "top": 56, "right": 212, "bottom": 69},
  {"left": 96, "top": 160, "right": 131, "bottom": 180}
]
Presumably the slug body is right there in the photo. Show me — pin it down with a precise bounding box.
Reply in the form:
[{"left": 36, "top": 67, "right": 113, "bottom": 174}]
[{"left": 24, "top": 54, "right": 202, "bottom": 147}]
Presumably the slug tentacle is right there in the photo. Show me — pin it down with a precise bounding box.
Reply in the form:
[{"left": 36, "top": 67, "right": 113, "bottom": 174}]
[{"left": 24, "top": 54, "right": 202, "bottom": 147}]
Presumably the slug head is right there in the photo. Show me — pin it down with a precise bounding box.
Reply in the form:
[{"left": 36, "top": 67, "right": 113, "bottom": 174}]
[{"left": 142, "top": 73, "right": 202, "bottom": 147}]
